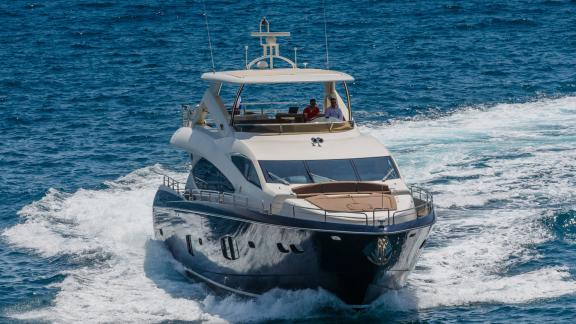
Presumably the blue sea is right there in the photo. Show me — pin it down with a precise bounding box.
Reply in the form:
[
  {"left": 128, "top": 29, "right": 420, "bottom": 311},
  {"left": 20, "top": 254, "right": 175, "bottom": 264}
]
[{"left": 1, "top": 0, "right": 575, "bottom": 322}]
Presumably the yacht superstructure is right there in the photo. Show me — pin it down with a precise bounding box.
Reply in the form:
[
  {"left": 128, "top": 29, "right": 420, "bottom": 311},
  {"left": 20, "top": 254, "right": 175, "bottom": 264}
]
[{"left": 153, "top": 19, "right": 435, "bottom": 306}]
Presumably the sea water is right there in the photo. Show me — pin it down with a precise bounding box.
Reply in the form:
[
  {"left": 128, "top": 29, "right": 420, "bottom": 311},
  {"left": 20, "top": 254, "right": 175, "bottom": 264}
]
[{"left": 1, "top": 0, "right": 575, "bottom": 322}]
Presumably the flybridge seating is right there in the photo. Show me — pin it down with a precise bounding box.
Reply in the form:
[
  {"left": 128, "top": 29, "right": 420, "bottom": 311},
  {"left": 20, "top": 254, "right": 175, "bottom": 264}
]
[{"left": 215, "top": 71, "right": 356, "bottom": 134}]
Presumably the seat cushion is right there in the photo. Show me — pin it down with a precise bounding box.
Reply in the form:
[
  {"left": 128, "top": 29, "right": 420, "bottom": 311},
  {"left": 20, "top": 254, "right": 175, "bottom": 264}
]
[{"left": 305, "top": 193, "right": 397, "bottom": 212}]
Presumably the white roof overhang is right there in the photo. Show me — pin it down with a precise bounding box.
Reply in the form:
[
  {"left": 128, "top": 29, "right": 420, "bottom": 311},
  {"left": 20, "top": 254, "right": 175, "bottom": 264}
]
[
  {"left": 201, "top": 68, "right": 354, "bottom": 84},
  {"left": 233, "top": 130, "right": 390, "bottom": 161}
]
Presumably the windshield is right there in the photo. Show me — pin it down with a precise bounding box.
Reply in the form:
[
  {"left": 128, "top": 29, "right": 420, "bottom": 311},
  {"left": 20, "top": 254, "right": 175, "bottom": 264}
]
[
  {"left": 354, "top": 156, "right": 399, "bottom": 181},
  {"left": 258, "top": 160, "right": 311, "bottom": 184},
  {"left": 306, "top": 159, "right": 356, "bottom": 183},
  {"left": 259, "top": 157, "right": 400, "bottom": 184}
]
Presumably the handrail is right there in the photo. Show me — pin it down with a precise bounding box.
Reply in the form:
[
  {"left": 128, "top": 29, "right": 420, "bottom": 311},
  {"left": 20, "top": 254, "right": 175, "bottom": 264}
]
[
  {"left": 233, "top": 120, "right": 355, "bottom": 134},
  {"left": 163, "top": 175, "right": 184, "bottom": 194},
  {"left": 161, "top": 175, "right": 433, "bottom": 228},
  {"left": 239, "top": 101, "right": 300, "bottom": 106}
]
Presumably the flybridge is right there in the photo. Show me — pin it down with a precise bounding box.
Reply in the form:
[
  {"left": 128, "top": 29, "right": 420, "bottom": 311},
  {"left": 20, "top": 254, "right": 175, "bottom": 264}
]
[{"left": 189, "top": 18, "right": 357, "bottom": 134}]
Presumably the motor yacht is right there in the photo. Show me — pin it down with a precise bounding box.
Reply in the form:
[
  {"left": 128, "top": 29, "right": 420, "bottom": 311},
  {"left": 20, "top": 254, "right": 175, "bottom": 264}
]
[{"left": 152, "top": 19, "right": 436, "bottom": 306}]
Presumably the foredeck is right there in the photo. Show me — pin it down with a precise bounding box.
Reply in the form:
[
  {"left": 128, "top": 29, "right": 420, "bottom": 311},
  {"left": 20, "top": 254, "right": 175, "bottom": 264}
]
[{"left": 162, "top": 175, "right": 433, "bottom": 227}]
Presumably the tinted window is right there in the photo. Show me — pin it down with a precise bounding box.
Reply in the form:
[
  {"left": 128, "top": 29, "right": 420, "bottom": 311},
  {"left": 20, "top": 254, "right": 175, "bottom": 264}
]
[
  {"left": 192, "top": 158, "right": 234, "bottom": 192},
  {"left": 306, "top": 159, "right": 356, "bottom": 183},
  {"left": 259, "top": 160, "right": 311, "bottom": 184},
  {"left": 258, "top": 156, "right": 399, "bottom": 184},
  {"left": 231, "top": 155, "right": 261, "bottom": 188},
  {"left": 353, "top": 157, "right": 399, "bottom": 181}
]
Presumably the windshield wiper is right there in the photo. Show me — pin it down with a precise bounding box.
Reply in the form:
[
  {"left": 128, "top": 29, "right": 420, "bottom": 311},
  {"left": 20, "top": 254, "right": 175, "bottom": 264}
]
[
  {"left": 309, "top": 172, "right": 336, "bottom": 182},
  {"left": 267, "top": 171, "right": 290, "bottom": 185},
  {"left": 381, "top": 169, "right": 396, "bottom": 182}
]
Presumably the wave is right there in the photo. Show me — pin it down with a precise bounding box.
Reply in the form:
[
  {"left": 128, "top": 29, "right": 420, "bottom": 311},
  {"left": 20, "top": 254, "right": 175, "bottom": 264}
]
[
  {"left": 3, "top": 96, "right": 576, "bottom": 322},
  {"left": 364, "top": 96, "right": 576, "bottom": 308}
]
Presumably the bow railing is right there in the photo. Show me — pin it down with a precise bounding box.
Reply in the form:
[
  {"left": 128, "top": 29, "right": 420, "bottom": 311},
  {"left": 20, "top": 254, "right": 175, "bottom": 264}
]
[{"left": 162, "top": 175, "right": 433, "bottom": 227}]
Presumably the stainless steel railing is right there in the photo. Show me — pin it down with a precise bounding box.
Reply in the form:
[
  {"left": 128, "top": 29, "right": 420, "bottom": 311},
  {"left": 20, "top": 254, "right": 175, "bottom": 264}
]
[
  {"left": 288, "top": 185, "right": 433, "bottom": 227},
  {"left": 163, "top": 175, "right": 184, "bottom": 194},
  {"left": 162, "top": 175, "right": 434, "bottom": 227}
]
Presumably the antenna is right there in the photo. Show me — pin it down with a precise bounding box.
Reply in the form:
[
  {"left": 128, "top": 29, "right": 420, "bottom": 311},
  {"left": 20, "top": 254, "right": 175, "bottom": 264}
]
[
  {"left": 259, "top": 17, "right": 270, "bottom": 45},
  {"left": 244, "top": 46, "right": 249, "bottom": 69},
  {"left": 322, "top": 0, "right": 330, "bottom": 69},
  {"left": 202, "top": 0, "right": 216, "bottom": 73},
  {"left": 248, "top": 18, "right": 293, "bottom": 69},
  {"left": 293, "top": 47, "right": 298, "bottom": 68}
]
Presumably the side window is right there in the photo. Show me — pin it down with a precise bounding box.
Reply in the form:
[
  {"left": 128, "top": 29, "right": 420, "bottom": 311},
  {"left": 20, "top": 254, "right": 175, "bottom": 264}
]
[
  {"left": 192, "top": 158, "right": 235, "bottom": 193},
  {"left": 231, "top": 155, "right": 261, "bottom": 188}
]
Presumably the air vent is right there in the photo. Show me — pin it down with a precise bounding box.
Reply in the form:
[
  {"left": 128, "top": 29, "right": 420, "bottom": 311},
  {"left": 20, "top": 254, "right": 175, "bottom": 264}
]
[{"left": 198, "top": 238, "right": 203, "bottom": 245}]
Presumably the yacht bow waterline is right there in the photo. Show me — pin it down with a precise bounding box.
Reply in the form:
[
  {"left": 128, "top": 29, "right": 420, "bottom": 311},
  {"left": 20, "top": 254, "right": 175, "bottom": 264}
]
[{"left": 152, "top": 19, "right": 435, "bottom": 306}]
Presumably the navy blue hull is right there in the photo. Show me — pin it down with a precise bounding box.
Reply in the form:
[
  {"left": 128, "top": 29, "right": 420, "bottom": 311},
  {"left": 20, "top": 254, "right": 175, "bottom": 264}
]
[{"left": 152, "top": 187, "right": 435, "bottom": 305}]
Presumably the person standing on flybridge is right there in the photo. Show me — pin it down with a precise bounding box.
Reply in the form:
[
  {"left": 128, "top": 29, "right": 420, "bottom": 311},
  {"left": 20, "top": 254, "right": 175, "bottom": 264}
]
[{"left": 325, "top": 95, "right": 344, "bottom": 120}]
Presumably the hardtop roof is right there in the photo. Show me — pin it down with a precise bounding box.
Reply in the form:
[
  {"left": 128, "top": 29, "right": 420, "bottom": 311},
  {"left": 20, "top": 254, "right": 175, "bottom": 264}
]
[{"left": 201, "top": 68, "right": 354, "bottom": 84}]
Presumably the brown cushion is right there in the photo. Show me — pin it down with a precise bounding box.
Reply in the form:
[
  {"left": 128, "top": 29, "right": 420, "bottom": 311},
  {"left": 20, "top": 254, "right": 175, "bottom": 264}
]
[
  {"left": 305, "top": 193, "right": 397, "bottom": 212},
  {"left": 292, "top": 183, "right": 324, "bottom": 196},
  {"left": 357, "top": 182, "right": 390, "bottom": 193},
  {"left": 292, "top": 182, "right": 390, "bottom": 198}
]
